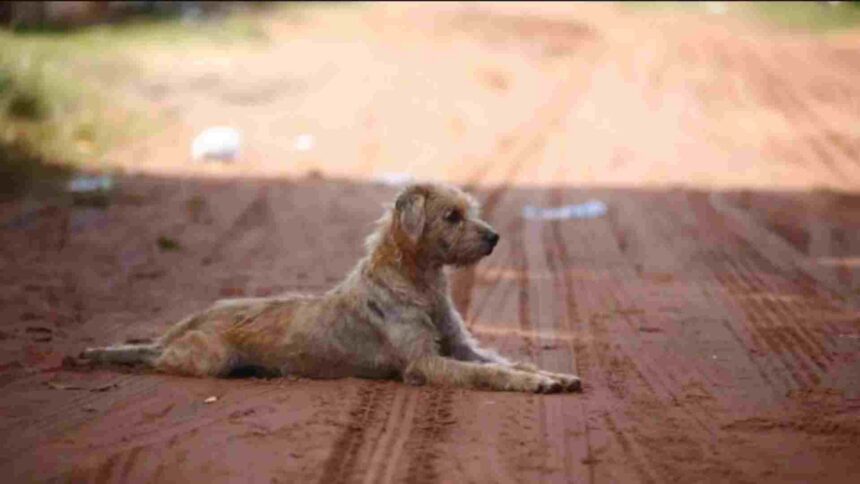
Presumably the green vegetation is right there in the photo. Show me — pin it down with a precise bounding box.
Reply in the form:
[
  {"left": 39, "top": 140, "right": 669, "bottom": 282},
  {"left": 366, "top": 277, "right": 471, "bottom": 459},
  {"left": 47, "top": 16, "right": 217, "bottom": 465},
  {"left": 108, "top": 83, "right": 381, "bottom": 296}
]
[
  {"left": 746, "top": 1, "right": 860, "bottom": 34},
  {"left": 157, "top": 235, "right": 182, "bottom": 251},
  {"left": 625, "top": 2, "right": 860, "bottom": 34},
  {"left": 0, "top": 9, "right": 271, "bottom": 199}
]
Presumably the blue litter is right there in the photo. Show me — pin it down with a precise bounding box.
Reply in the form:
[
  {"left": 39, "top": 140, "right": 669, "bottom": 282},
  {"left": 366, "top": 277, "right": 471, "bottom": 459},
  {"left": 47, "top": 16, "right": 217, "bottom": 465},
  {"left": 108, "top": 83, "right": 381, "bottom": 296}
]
[
  {"left": 67, "top": 175, "right": 113, "bottom": 193},
  {"left": 522, "top": 200, "right": 607, "bottom": 220}
]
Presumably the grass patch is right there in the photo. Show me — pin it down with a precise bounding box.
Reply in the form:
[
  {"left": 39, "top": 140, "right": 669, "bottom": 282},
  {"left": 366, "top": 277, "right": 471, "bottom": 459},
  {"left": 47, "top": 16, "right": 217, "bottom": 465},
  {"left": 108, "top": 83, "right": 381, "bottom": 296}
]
[
  {"left": 0, "top": 140, "right": 69, "bottom": 200},
  {"left": 0, "top": 7, "right": 273, "bottom": 199},
  {"left": 623, "top": 2, "right": 860, "bottom": 33},
  {"left": 745, "top": 1, "right": 860, "bottom": 34},
  {"left": 156, "top": 235, "right": 182, "bottom": 252}
]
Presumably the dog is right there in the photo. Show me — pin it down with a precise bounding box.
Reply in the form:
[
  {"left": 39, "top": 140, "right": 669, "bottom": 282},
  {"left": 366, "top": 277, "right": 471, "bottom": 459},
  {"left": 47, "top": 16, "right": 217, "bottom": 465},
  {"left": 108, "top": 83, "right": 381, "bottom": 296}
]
[{"left": 83, "top": 183, "right": 582, "bottom": 393}]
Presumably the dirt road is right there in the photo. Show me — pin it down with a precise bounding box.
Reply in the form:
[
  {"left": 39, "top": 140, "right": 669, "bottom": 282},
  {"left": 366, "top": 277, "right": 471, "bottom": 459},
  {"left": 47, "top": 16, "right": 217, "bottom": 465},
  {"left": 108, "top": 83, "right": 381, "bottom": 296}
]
[{"left": 1, "top": 3, "right": 859, "bottom": 482}]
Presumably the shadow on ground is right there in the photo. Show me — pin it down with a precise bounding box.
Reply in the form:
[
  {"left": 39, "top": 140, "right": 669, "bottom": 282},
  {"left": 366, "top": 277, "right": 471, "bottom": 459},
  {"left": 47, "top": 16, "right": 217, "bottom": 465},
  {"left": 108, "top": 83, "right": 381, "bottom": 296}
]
[{"left": 0, "top": 172, "right": 859, "bottom": 483}]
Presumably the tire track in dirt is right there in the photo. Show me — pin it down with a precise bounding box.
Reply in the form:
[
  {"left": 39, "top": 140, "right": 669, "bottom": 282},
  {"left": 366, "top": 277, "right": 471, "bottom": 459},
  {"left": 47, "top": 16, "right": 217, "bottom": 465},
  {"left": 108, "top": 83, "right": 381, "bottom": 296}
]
[
  {"left": 1, "top": 179, "right": 291, "bottom": 471},
  {"left": 336, "top": 32, "right": 602, "bottom": 483},
  {"left": 14, "top": 378, "right": 290, "bottom": 481},
  {"left": 697, "top": 38, "right": 810, "bottom": 171},
  {"left": 453, "top": 68, "right": 583, "bottom": 317},
  {"left": 739, "top": 45, "right": 860, "bottom": 183},
  {"left": 317, "top": 382, "right": 398, "bottom": 484},
  {"left": 0, "top": 374, "right": 160, "bottom": 465},
  {"left": 394, "top": 72, "right": 593, "bottom": 484},
  {"left": 715, "top": 262, "right": 818, "bottom": 388},
  {"left": 509, "top": 217, "right": 538, "bottom": 361},
  {"left": 399, "top": 388, "right": 456, "bottom": 484},
  {"left": 448, "top": 185, "right": 560, "bottom": 484},
  {"left": 547, "top": 193, "right": 665, "bottom": 483},
  {"left": 686, "top": 198, "right": 814, "bottom": 392},
  {"left": 543, "top": 190, "right": 597, "bottom": 484},
  {"left": 75, "top": 384, "right": 284, "bottom": 476},
  {"left": 455, "top": 32, "right": 600, "bottom": 323},
  {"left": 548, "top": 183, "right": 776, "bottom": 482},
  {"left": 734, "top": 258, "right": 834, "bottom": 368},
  {"left": 204, "top": 185, "right": 274, "bottom": 265},
  {"left": 545, "top": 186, "right": 724, "bottom": 481},
  {"left": 708, "top": 191, "right": 856, "bottom": 308},
  {"left": 455, "top": 175, "right": 584, "bottom": 482},
  {"left": 701, "top": 194, "right": 845, "bottom": 354},
  {"left": 765, "top": 46, "right": 860, "bottom": 161},
  {"left": 623, "top": 191, "right": 789, "bottom": 396},
  {"left": 360, "top": 388, "right": 418, "bottom": 484},
  {"left": 429, "top": 50, "right": 602, "bottom": 477},
  {"left": 677, "top": 201, "right": 835, "bottom": 403},
  {"left": 377, "top": 145, "right": 550, "bottom": 482},
  {"left": 681, "top": 192, "right": 850, "bottom": 402}
]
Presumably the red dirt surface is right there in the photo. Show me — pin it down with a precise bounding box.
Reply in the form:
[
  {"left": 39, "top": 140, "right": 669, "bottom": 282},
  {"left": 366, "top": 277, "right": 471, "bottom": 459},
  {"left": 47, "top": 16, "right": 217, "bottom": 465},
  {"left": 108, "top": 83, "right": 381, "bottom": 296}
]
[{"left": 1, "top": 4, "right": 859, "bottom": 483}]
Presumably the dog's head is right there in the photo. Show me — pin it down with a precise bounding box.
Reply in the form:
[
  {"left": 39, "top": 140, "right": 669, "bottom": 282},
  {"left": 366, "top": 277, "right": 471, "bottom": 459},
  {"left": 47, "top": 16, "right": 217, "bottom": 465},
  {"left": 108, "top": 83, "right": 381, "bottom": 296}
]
[{"left": 392, "top": 183, "right": 499, "bottom": 267}]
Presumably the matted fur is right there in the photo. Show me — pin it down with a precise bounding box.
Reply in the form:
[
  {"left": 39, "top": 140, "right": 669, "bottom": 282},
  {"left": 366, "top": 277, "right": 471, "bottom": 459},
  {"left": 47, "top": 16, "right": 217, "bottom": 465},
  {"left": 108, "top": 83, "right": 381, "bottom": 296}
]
[{"left": 83, "top": 183, "right": 581, "bottom": 393}]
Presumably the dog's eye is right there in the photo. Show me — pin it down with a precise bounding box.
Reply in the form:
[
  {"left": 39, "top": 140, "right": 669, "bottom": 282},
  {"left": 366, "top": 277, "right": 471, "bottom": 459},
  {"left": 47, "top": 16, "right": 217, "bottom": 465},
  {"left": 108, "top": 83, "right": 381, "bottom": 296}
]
[{"left": 445, "top": 210, "right": 462, "bottom": 224}]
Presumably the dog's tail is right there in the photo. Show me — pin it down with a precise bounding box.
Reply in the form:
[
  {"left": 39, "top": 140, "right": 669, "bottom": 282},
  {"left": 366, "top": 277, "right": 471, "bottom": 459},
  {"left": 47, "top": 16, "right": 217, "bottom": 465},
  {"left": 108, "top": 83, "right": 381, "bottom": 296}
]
[{"left": 81, "top": 343, "right": 161, "bottom": 366}]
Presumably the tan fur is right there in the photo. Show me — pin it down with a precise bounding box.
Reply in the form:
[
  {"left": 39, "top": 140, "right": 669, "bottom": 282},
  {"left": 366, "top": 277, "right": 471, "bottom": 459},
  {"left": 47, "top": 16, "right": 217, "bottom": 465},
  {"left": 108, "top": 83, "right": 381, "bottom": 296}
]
[{"left": 82, "top": 183, "right": 581, "bottom": 393}]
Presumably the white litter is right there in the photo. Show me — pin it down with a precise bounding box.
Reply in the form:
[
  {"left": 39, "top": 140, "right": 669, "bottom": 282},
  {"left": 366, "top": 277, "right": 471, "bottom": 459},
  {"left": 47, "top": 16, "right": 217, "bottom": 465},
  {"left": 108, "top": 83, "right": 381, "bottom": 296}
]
[
  {"left": 376, "top": 172, "right": 415, "bottom": 187},
  {"left": 67, "top": 175, "right": 113, "bottom": 193},
  {"left": 293, "top": 133, "right": 315, "bottom": 152},
  {"left": 204, "top": 396, "right": 218, "bottom": 404},
  {"left": 191, "top": 127, "right": 241, "bottom": 162},
  {"left": 522, "top": 200, "right": 607, "bottom": 221}
]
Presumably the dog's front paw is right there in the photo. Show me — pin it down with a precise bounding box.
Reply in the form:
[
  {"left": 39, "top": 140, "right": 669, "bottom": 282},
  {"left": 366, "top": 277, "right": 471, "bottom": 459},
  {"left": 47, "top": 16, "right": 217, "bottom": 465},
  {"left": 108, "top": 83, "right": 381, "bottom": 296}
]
[
  {"left": 535, "top": 371, "right": 582, "bottom": 392},
  {"left": 554, "top": 373, "right": 582, "bottom": 392},
  {"left": 517, "top": 374, "right": 563, "bottom": 394}
]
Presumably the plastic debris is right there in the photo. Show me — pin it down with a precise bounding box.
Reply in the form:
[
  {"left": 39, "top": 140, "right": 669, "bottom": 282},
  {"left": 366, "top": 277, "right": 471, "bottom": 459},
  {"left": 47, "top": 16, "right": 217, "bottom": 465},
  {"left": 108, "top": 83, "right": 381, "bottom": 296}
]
[
  {"left": 522, "top": 200, "right": 607, "bottom": 221},
  {"left": 293, "top": 133, "right": 315, "bottom": 152},
  {"left": 204, "top": 396, "right": 218, "bottom": 404},
  {"left": 191, "top": 127, "right": 241, "bottom": 162},
  {"left": 67, "top": 175, "right": 114, "bottom": 207},
  {"left": 376, "top": 172, "right": 415, "bottom": 187},
  {"left": 67, "top": 175, "right": 113, "bottom": 193}
]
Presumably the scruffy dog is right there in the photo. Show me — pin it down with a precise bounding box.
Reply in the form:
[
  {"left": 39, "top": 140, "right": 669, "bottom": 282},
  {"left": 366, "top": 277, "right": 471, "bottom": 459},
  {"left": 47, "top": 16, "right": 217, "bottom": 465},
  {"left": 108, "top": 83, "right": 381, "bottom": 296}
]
[{"left": 83, "top": 183, "right": 581, "bottom": 393}]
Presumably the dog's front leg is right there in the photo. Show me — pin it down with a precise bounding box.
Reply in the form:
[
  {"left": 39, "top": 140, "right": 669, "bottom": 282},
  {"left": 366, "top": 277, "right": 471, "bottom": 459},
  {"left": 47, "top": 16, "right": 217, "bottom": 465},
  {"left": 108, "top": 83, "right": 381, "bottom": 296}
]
[
  {"left": 439, "top": 306, "right": 582, "bottom": 391},
  {"left": 403, "top": 356, "right": 565, "bottom": 393},
  {"left": 453, "top": 342, "right": 582, "bottom": 391},
  {"left": 438, "top": 306, "right": 511, "bottom": 364}
]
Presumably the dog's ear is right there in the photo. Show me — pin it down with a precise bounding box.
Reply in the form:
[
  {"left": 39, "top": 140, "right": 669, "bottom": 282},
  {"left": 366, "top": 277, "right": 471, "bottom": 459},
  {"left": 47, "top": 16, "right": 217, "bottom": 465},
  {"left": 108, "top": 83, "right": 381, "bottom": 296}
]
[{"left": 395, "top": 188, "right": 426, "bottom": 245}]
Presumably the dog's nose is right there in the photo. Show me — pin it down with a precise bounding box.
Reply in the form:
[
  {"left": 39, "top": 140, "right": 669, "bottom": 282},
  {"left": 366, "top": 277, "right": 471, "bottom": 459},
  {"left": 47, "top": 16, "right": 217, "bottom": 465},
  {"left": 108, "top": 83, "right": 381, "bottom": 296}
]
[{"left": 484, "top": 231, "right": 500, "bottom": 247}]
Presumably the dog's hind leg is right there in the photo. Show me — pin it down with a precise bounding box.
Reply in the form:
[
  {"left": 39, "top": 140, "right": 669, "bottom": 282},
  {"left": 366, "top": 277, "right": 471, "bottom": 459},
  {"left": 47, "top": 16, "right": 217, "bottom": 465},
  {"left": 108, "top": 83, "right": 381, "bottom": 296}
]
[
  {"left": 153, "top": 330, "right": 238, "bottom": 377},
  {"left": 403, "top": 356, "right": 569, "bottom": 394},
  {"left": 82, "top": 343, "right": 161, "bottom": 366}
]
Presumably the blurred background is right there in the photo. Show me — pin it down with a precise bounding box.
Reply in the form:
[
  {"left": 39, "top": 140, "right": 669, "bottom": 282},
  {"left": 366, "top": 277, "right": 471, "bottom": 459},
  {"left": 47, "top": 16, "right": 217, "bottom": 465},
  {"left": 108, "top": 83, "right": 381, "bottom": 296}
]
[
  {"left": 2, "top": 1, "right": 860, "bottom": 194},
  {"left": 2, "top": 3, "right": 860, "bottom": 482}
]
